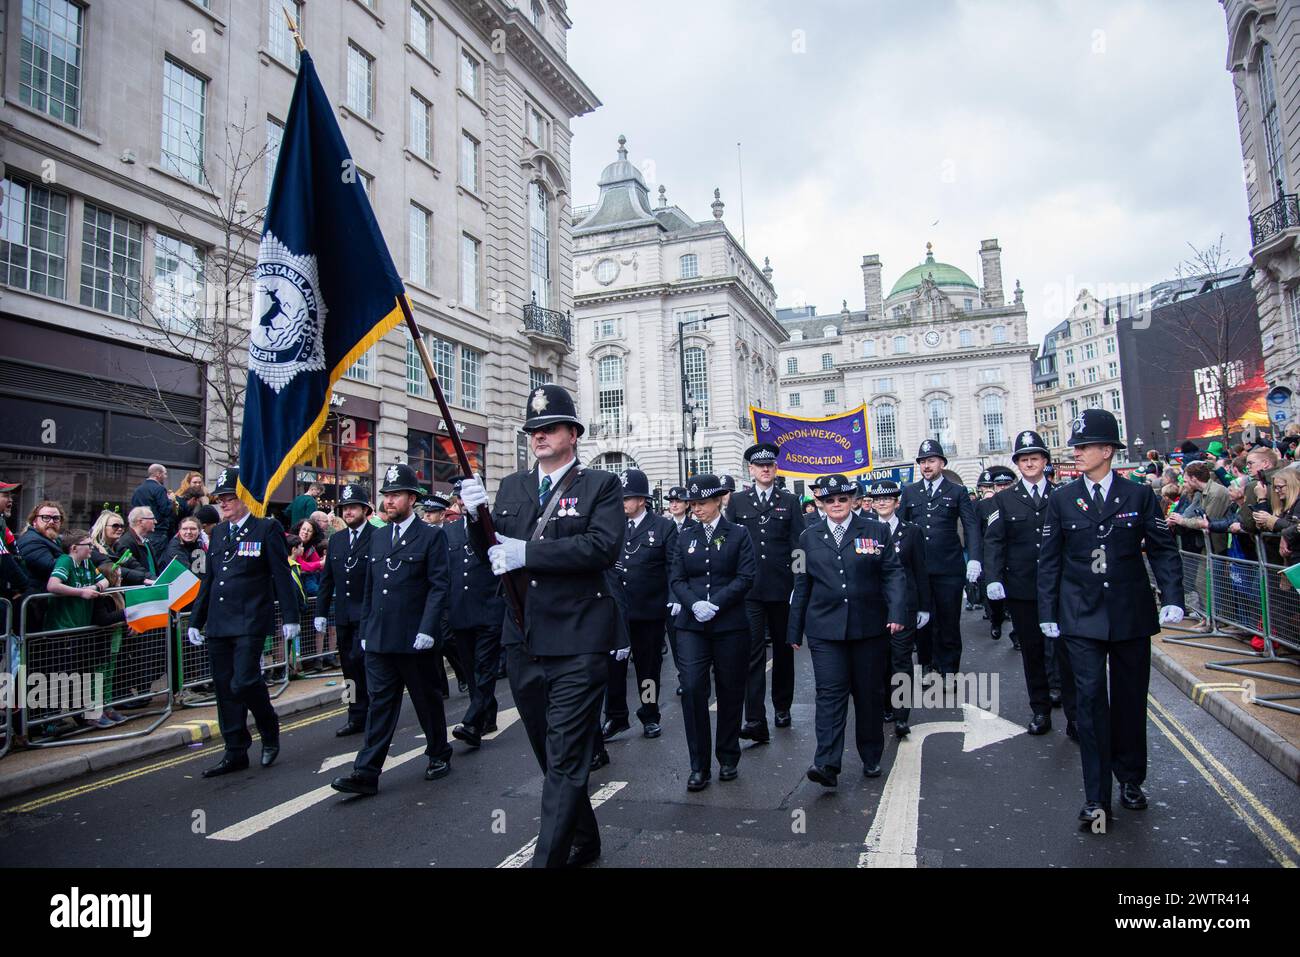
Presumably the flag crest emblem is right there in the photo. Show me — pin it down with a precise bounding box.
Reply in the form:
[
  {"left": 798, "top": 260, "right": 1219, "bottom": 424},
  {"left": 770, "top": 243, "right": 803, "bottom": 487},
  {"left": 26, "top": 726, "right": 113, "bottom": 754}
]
[{"left": 250, "top": 233, "right": 328, "bottom": 393}]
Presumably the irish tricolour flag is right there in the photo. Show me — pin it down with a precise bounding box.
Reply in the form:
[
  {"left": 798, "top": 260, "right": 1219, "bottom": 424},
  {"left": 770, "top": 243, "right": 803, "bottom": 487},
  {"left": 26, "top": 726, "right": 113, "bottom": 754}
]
[{"left": 123, "top": 559, "right": 202, "bottom": 633}]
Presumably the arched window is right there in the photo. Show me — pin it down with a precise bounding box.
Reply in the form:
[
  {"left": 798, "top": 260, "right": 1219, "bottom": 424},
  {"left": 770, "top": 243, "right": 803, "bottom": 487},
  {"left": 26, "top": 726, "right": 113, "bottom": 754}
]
[
  {"left": 528, "top": 181, "right": 552, "bottom": 307},
  {"left": 684, "top": 345, "right": 709, "bottom": 426},
  {"left": 991, "top": 324, "right": 1007, "bottom": 344},
  {"left": 982, "top": 393, "right": 1006, "bottom": 451},
  {"left": 927, "top": 397, "right": 950, "bottom": 448},
  {"left": 872, "top": 403, "right": 900, "bottom": 461},
  {"left": 1259, "top": 42, "right": 1287, "bottom": 196},
  {"left": 679, "top": 253, "right": 699, "bottom": 279},
  {"left": 597, "top": 355, "right": 624, "bottom": 436}
]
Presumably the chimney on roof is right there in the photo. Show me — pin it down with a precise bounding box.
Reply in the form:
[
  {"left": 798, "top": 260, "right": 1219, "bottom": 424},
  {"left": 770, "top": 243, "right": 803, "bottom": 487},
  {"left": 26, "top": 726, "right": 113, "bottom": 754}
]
[
  {"left": 861, "top": 254, "right": 883, "bottom": 320},
  {"left": 979, "top": 239, "right": 1004, "bottom": 307}
]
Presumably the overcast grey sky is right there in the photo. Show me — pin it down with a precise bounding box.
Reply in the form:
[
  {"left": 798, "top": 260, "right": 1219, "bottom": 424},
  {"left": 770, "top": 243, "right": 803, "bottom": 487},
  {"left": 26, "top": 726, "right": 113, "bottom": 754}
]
[{"left": 565, "top": 0, "right": 1248, "bottom": 343}]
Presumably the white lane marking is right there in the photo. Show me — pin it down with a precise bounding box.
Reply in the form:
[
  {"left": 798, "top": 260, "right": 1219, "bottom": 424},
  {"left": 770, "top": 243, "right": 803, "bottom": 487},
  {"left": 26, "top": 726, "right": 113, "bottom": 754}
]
[
  {"left": 497, "top": 780, "right": 627, "bottom": 868},
  {"left": 858, "top": 705, "right": 1024, "bottom": 868},
  {"left": 711, "top": 656, "right": 772, "bottom": 712},
  {"left": 209, "top": 707, "right": 521, "bottom": 842}
]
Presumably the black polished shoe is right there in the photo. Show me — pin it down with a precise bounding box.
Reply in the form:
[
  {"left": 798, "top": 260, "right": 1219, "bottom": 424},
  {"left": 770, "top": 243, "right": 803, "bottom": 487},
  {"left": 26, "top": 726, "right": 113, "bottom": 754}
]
[
  {"left": 1066, "top": 720, "right": 1079, "bottom": 742},
  {"left": 565, "top": 843, "right": 601, "bottom": 868},
  {"left": 863, "top": 763, "right": 883, "bottom": 778},
  {"left": 260, "top": 743, "right": 280, "bottom": 768},
  {"left": 718, "top": 764, "right": 738, "bottom": 782},
  {"left": 1027, "top": 714, "right": 1052, "bottom": 736},
  {"left": 589, "top": 749, "right": 610, "bottom": 773},
  {"left": 495, "top": 664, "right": 507, "bottom": 680},
  {"left": 1049, "top": 688, "right": 1063, "bottom": 709},
  {"left": 331, "top": 772, "right": 378, "bottom": 796},
  {"left": 600, "top": 718, "right": 631, "bottom": 741},
  {"left": 739, "top": 722, "right": 770, "bottom": 744},
  {"left": 642, "top": 722, "right": 662, "bottom": 739},
  {"left": 806, "top": 765, "right": 838, "bottom": 788},
  {"left": 1078, "top": 802, "right": 1110, "bottom": 832},
  {"left": 676, "top": 685, "right": 683, "bottom": 696},
  {"left": 1009, "top": 632, "right": 1021, "bottom": 650},
  {"left": 482, "top": 721, "right": 498, "bottom": 734},
  {"left": 894, "top": 720, "right": 910, "bottom": 738},
  {"left": 452, "top": 724, "right": 482, "bottom": 748},
  {"left": 202, "top": 754, "right": 249, "bottom": 778},
  {"left": 882, "top": 708, "right": 895, "bottom": 722},
  {"left": 335, "top": 721, "right": 364, "bottom": 737},
  {"left": 1120, "top": 783, "right": 1148, "bottom": 810},
  {"left": 990, "top": 626, "right": 1001, "bottom": 641},
  {"left": 425, "top": 756, "right": 451, "bottom": 781},
  {"left": 686, "top": 770, "right": 710, "bottom": 791},
  {"left": 457, "top": 679, "right": 469, "bottom": 694},
  {"left": 774, "top": 711, "right": 792, "bottom": 728}
]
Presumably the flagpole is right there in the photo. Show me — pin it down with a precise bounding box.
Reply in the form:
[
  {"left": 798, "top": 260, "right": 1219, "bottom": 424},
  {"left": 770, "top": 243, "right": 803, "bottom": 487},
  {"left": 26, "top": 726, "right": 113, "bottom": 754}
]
[
  {"left": 398, "top": 295, "right": 526, "bottom": 629},
  {"left": 282, "top": 6, "right": 305, "bottom": 53}
]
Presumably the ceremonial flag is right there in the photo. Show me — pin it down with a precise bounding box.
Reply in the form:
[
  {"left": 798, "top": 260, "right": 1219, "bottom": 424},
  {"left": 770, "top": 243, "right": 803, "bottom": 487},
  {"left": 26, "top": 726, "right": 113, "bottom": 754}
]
[
  {"left": 748, "top": 404, "right": 874, "bottom": 479},
  {"left": 238, "top": 48, "right": 406, "bottom": 515},
  {"left": 121, "top": 559, "right": 201, "bottom": 633}
]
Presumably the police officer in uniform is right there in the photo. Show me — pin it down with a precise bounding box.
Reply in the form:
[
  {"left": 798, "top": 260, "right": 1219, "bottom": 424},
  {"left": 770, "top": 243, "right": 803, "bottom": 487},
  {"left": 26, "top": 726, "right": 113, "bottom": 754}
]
[
  {"left": 865, "top": 480, "right": 931, "bottom": 737},
  {"left": 419, "top": 492, "right": 452, "bottom": 525},
  {"left": 975, "top": 467, "right": 1014, "bottom": 641},
  {"left": 726, "top": 442, "right": 802, "bottom": 743},
  {"left": 983, "top": 431, "right": 1075, "bottom": 736},
  {"left": 445, "top": 478, "right": 505, "bottom": 750},
  {"left": 789, "top": 475, "right": 905, "bottom": 786},
  {"left": 672, "top": 475, "right": 757, "bottom": 791},
  {"left": 187, "top": 467, "right": 299, "bottom": 776},
  {"left": 602, "top": 468, "right": 677, "bottom": 741},
  {"left": 314, "top": 482, "right": 374, "bottom": 737},
  {"left": 970, "top": 470, "right": 998, "bottom": 612},
  {"left": 898, "top": 440, "right": 982, "bottom": 677},
  {"left": 1037, "top": 410, "right": 1185, "bottom": 830},
  {"left": 458, "top": 384, "right": 623, "bottom": 868},
  {"left": 663, "top": 485, "right": 696, "bottom": 696},
  {"left": 331, "top": 463, "right": 454, "bottom": 796}
]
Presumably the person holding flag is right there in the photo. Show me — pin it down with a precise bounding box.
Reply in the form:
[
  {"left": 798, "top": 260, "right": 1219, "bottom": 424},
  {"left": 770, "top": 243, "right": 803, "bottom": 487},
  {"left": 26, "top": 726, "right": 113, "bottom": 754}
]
[{"left": 187, "top": 468, "right": 300, "bottom": 778}]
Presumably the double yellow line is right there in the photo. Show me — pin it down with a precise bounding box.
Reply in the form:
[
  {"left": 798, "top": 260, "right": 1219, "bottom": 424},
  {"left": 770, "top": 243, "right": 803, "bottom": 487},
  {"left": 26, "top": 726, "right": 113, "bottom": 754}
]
[
  {"left": 1147, "top": 694, "right": 1298, "bottom": 868},
  {"left": 3, "top": 706, "right": 349, "bottom": 814}
]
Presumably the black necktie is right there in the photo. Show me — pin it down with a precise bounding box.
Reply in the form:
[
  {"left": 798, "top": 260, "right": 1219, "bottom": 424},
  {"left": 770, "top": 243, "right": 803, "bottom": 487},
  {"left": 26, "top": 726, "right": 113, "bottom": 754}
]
[
  {"left": 832, "top": 523, "right": 845, "bottom": 546},
  {"left": 1032, "top": 486, "right": 1041, "bottom": 507},
  {"left": 627, "top": 519, "right": 635, "bottom": 535},
  {"left": 393, "top": 524, "right": 400, "bottom": 546},
  {"left": 928, "top": 482, "right": 937, "bottom": 500},
  {"left": 1092, "top": 483, "right": 1105, "bottom": 512},
  {"left": 350, "top": 531, "right": 357, "bottom": 550}
]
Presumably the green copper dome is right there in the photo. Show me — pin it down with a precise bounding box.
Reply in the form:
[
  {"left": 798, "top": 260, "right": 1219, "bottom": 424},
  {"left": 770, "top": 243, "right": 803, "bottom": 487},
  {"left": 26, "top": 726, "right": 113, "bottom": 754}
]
[{"left": 888, "top": 243, "right": 980, "bottom": 298}]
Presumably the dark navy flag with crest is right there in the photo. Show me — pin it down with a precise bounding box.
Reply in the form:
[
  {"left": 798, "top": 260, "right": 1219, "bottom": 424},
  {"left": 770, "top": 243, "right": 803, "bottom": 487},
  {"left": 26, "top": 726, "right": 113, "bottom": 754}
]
[{"left": 238, "top": 50, "right": 405, "bottom": 515}]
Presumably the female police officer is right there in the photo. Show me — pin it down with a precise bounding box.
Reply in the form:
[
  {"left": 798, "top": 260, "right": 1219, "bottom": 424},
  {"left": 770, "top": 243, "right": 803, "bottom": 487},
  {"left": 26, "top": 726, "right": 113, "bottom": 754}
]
[
  {"left": 670, "top": 475, "right": 756, "bottom": 792},
  {"left": 788, "top": 474, "right": 905, "bottom": 788}
]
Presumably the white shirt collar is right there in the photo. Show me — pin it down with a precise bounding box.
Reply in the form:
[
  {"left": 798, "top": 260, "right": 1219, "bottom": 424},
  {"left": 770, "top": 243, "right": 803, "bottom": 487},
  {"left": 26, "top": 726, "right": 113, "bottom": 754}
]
[
  {"left": 927, "top": 477, "right": 943, "bottom": 494},
  {"left": 628, "top": 510, "right": 647, "bottom": 529},
  {"left": 825, "top": 514, "right": 848, "bottom": 533},
  {"left": 754, "top": 483, "right": 773, "bottom": 503},
  {"left": 1022, "top": 477, "right": 1046, "bottom": 497},
  {"left": 392, "top": 512, "right": 417, "bottom": 539},
  {"left": 539, "top": 456, "right": 576, "bottom": 490},
  {"left": 1086, "top": 471, "right": 1114, "bottom": 500},
  {"left": 231, "top": 513, "right": 250, "bottom": 534},
  {"left": 702, "top": 519, "right": 717, "bottom": 538}
]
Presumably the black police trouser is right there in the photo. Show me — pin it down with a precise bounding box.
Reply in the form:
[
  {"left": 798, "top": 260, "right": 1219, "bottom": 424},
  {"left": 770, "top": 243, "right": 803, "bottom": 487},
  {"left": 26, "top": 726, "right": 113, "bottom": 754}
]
[
  {"left": 1061, "top": 633, "right": 1149, "bottom": 807},
  {"left": 207, "top": 634, "right": 279, "bottom": 756},
  {"left": 336, "top": 620, "right": 369, "bottom": 725},
  {"left": 507, "top": 646, "right": 607, "bottom": 868},
  {"left": 987, "top": 596, "right": 1006, "bottom": 630},
  {"left": 920, "top": 576, "right": 965, "bottom": 675},
  {"left": 809, "top": 635, "right": 889, "bottom": 771},
  {"left": 440, "top": 637, "right": 467, "bottom": 691},
  {"left": 882, "top": 624, "right": 917, "bottom": 722},
  {"left": 604, "top": 618, "right": 665, "bottom": 726},
  {"left": 665, "top": 617, "right": 682, "bottom": 686},
  {"left": 353, "top": 650, "right": 451, "bottom": 779},
  {"left": 453, "top": 624, "right": 501, "bottom": 732},
  {"left": 1006, "top": 599, "right": 1076, "bottom": 720},
  {"left": 677, "top": 627, "right": 748, "bottom": 772},
  {"left": 744, "top": 599, "right": 794, "bottom": 726}
]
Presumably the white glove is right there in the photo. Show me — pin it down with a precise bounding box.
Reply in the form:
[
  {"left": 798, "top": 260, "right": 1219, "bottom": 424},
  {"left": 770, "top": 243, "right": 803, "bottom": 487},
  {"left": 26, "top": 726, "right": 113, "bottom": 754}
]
[
  {"left": 459, "top": 477, "right": 488, "bottom": 517},
  {"left": 668, "top": 602, "right": 681, "bottom": 616},
  {"left": 916, "top": 611, "right": 930, "bottom": 629},
  {"left": 611, "top": 647, "right": 631, "bottom": 661},
  {"left": 413, "top": 632, "right": 436, "bottom": 651},
  {"left": 1040, "top": 622, "right": 1060, "bottom": 638},
  {"left": 986, "top": 582, "right": 1006, "bottom": 601},
  {"left": 282, "top": 623, "right": 300, "bottom": 642},
  {"left": 187, "top": 627, "right": 204, "bottom": 646},
  {"left": 966, "top": 560, "right": 982, "bottom": 584},
  {"left": 1159, "top": 605, "right": 1185, "bottom": 625},
  {"left": 361, "top": 639, "right": 366, "bottom": 651},
  {"left": 488, "top": 534, "right": 527, "bottom": 575},
  {"left": 313, "top": 616, "right": 327, "bottom": 634},
  {"left": 692, "top": 600, "right": 717, "bottom": 622}
]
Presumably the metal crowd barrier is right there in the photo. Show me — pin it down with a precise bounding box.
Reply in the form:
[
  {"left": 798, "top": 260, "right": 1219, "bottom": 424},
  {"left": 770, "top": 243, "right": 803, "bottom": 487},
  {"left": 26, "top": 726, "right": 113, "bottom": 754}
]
[
  {"left": 17, "top": 590, "right": 173, "bottom": 748},
  {"left": 1, "top": 597, "right": 13, "bottom": 759},
  {"left": 1155, "top": 528, "right": 1300, "bottom": 717}
]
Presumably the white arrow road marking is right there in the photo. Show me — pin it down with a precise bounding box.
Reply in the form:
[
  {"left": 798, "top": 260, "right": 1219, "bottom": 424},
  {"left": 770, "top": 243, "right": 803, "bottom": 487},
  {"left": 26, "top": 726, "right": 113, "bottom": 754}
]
[
  {"left": 859, "top": 704, "right": 1024, "bottom": 868},
  {"left": 497, "top": 780, "right": 627, "bottom": 868},
  {"left": 209, "top": 707, "right": 521, "bottom": 843}
]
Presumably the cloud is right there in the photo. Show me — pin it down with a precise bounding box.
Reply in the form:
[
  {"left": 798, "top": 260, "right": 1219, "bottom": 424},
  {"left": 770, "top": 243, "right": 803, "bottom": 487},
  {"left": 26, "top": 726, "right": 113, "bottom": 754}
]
[{"left": 566, "top": 0, "right": 1248, "bottom": 342}]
